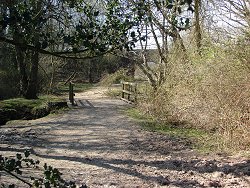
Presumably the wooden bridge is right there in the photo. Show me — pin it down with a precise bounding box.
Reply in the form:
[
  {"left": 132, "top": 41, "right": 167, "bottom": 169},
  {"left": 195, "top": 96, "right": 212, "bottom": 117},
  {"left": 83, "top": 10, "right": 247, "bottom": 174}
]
[
  {"left": 67, "top": 81, "right": 138, "bottom": 107},
  {"left": 121, "top": 81, "right": 137, "bottom": 104}
]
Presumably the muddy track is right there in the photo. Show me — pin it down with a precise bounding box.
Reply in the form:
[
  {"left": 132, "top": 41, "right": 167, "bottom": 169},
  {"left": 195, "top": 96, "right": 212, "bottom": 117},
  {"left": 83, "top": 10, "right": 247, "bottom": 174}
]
[{"left": 1, "top": 87, "right": 250, "bottom": 187}]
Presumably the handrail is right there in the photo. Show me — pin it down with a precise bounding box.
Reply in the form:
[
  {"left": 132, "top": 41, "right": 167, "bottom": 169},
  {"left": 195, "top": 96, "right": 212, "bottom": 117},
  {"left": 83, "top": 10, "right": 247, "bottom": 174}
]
[{"left": 121, "top": 81, "right": 137, "bottom": 103}]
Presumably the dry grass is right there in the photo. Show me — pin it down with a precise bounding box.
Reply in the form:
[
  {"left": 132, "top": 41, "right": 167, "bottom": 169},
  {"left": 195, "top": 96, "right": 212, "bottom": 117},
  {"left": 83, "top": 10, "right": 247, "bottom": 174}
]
[
  {"left": 137, "top": 39, "right": 250, "bottom": 153},
  {"left": 99, "top": 69, "right": 133, "bottom": 87}
]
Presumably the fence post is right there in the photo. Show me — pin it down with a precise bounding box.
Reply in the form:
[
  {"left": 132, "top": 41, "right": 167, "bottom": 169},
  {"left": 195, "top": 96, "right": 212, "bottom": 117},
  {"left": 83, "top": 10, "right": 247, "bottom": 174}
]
[
  {"left": 121, "top": 81, "right": 125, "bottom": 99},
  {"left": 127, "top": 84, "right": 131, "bottom": 101},
  {"left": 69, "top": 82, "right": 74, "bottom": 105},
  {"left": 134, "top": 83, "right": 137, "bottom": 103},
  {"left": 121, "top": 81, "right": 137, "bottom": 103}
]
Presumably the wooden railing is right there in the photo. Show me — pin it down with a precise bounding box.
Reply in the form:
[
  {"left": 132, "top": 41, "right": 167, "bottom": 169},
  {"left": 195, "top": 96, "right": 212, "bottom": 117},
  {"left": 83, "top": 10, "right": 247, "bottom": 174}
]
[{"left": 121, "top": 81, "right": 137, "bottom": 103}]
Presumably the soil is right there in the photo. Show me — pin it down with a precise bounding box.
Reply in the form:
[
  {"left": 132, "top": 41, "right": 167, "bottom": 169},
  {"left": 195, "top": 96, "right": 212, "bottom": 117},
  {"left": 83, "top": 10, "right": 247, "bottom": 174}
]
[{"left": 0, "top": 86, "right": 250, "bottom": 188}]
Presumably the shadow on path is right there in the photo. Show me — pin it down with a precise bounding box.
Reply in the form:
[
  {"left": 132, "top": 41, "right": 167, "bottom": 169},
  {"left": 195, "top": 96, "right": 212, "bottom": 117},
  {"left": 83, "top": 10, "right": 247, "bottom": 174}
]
[{"left": 1, "top": 88, "right": 250, "bottom": 187}]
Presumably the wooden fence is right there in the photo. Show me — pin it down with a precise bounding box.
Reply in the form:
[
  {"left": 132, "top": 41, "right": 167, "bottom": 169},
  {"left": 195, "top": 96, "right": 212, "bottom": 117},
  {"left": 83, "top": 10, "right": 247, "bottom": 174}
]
[
  {"left": 69, "top": 82, "right": 75, "bottom": 105},
  {"left": 69, "top": 81, "right": 138, "bottom": 106},
  {"left": 121, "top": 81, "right": 137, "bottom": 104}
]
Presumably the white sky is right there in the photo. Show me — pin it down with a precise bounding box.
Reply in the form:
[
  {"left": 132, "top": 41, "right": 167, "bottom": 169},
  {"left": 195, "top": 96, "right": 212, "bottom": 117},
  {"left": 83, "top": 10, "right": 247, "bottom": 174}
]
[{"left": 133, "top": 1, "right": 248, "bottom": 50}]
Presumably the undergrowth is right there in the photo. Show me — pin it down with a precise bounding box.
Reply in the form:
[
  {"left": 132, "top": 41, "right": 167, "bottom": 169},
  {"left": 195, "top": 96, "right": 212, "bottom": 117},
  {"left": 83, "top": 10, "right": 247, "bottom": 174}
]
[
  {"left": 105, "top": 87, "right": 122, "bottom": 98},
  {"left": 55, "top": 82, "right": 93, "bottom": 95},
  {"left": 99, "top": 69, "right": 134, "bottom": 87},
  {"left": 130, "top": 37, "right": 250, "bottom": 154}
]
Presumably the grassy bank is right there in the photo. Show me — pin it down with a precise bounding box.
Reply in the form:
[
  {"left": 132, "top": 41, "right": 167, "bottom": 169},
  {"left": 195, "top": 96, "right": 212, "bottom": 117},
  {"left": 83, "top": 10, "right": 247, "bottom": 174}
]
[
  {"left": 0, "top": 95, "right": 66, "bottom": 125},
  {"left": 0, "top": 95, "right": 61, "bottom": 109},
  {"left": 0, "top": 83, "right": 93, "bottom": 125},
  {"left": 125, "top": 108, "right": 249, "bottom": 156}
]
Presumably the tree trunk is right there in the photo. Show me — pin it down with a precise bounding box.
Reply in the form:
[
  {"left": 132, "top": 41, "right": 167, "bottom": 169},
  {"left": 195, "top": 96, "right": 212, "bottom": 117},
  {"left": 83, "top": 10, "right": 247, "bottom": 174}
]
[
  {"left": 194, "top": 0, "right": 202, "bottom": 55},
  {"left": 127, "top": 61, "right": 135, "bottom": 78},
  {"left": 15, "top": 46, "right": 28, "bottom": 96},
  {"left": 23, "top": 1, "right": 42, "bottom": 99},
  {"left": 11, "top": 4, "right": 29, "bottom": 96},
  {"left": 136, "top": 60, "right": 158, "bottom": 91},
  {"left": 24, "top": 51, "right": 39, "bottom": 99},
  {"left": 49, "top": 56, "right": 55, "bottom": 93},
  {"left": 88, "top": 60, "right": 95, "bottom": 83},
  {"left": 172, "top": 30, "right": 187, "bottom": 53}
]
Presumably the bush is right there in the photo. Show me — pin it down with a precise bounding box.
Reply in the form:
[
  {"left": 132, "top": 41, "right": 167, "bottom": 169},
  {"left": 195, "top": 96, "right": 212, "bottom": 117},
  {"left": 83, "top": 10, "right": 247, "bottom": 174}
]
[{"left": 137, "top": 39, "right": 250, "bottom": 152}]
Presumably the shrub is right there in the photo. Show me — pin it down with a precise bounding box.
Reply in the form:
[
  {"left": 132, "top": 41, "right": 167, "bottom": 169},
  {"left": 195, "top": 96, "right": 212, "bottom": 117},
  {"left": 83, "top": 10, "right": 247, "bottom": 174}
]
[{"left": 137, "top": 40, "right": 250, "bottom": 152}]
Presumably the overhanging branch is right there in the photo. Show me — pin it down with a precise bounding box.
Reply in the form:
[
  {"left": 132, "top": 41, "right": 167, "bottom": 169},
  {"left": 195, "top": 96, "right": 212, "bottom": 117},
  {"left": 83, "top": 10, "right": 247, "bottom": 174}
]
[{"left": 0, "top": 36, "right": 97, "bottom": 60}]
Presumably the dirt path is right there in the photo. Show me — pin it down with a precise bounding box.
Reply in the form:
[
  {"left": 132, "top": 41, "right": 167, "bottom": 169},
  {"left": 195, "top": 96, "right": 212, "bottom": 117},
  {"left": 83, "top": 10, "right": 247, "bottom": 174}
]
[{"left": 1, "top": 86, "right": 250, "bottom": 187}]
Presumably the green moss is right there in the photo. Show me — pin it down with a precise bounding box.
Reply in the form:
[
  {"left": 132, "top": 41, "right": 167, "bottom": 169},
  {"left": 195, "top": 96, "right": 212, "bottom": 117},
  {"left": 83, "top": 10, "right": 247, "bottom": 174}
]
[
  {"left": 0, "top": 98, "right": 43, "bottom": 109},
  {"left": 0, "top": 95, "right": 68, "bottom": 124},
  {"left": 0, "top": 95, "right": 65, "bottom": 109}
]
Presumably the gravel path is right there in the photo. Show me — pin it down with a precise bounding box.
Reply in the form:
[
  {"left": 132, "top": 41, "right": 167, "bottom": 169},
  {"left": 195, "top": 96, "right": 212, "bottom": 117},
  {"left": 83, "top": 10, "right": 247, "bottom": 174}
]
[{"left": 1, "top": 86, "right": 250, "bottom": 187}]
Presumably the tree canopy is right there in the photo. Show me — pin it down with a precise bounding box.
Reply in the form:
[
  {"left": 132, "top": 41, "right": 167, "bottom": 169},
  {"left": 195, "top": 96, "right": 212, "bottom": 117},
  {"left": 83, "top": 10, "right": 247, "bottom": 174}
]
[
  {"left": 0, "top": 0, "right": 139, "bottom": 59},
  {"left": 0, "top": 0, "right": 194, "bottom": 57}
]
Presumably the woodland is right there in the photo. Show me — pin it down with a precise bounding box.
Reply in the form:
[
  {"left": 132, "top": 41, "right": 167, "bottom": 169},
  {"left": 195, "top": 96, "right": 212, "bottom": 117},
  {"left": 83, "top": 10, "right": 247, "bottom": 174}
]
[{"left": 0, "top": 0, "right": 250, "bottom": 187}]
